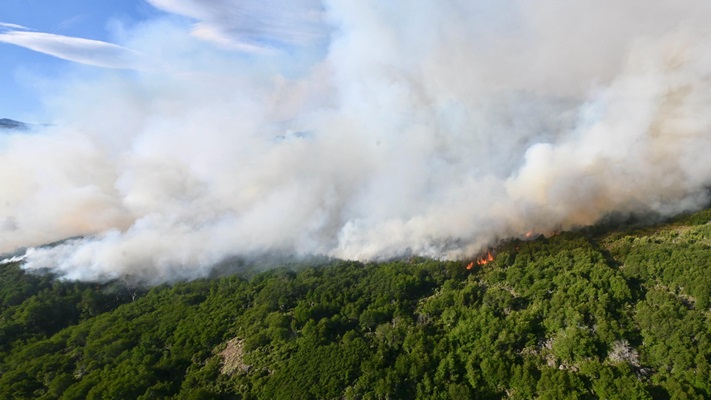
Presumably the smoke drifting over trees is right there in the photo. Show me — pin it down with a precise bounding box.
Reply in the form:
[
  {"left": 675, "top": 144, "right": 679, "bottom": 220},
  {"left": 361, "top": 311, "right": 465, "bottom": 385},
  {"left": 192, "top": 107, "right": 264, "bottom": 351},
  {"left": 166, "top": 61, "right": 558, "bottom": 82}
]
[{"left": 2, "top": 0, "right": 711, "bottom": 282}]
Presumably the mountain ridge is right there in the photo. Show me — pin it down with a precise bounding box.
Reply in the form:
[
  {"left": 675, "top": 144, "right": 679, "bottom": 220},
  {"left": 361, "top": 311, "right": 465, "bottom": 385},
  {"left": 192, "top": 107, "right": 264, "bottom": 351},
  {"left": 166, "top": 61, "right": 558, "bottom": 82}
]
[{"left": 0, "top": 118, "right": 29, "bottom": 131}]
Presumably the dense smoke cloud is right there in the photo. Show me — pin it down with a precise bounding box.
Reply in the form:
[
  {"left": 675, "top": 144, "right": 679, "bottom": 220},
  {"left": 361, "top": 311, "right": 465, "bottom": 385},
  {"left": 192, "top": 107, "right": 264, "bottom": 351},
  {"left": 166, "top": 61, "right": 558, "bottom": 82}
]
[{"left": 2, "top": 0, "right": 711, "bottom": 283}]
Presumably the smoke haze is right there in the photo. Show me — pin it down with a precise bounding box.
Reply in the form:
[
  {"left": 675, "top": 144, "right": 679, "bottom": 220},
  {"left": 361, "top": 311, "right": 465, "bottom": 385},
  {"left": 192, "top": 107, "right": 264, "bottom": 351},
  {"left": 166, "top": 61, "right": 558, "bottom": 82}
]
[{"left": 2, "top": 0, "right": 711, "bottom": 283}]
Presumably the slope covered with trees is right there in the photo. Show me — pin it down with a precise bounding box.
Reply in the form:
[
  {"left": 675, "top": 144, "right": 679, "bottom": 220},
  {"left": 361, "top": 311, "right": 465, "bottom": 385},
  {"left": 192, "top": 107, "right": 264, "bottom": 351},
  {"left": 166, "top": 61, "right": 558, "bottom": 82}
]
[{"left": 1, "top": 209, "right": 711, "bottom": 399}]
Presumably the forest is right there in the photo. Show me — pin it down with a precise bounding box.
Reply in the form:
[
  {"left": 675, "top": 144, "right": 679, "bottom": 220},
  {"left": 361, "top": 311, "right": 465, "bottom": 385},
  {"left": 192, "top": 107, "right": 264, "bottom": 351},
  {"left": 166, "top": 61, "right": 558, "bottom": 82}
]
[{"left": 1, "top": 208, "right": 711, "bottom": 399}]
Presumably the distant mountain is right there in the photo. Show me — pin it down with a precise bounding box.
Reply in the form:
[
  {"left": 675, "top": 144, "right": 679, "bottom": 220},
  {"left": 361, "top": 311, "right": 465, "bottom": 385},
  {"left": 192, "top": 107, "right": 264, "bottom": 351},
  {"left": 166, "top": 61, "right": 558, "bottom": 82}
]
[{"left": 0, "top": 118, "right": 29, "bottom": 131}]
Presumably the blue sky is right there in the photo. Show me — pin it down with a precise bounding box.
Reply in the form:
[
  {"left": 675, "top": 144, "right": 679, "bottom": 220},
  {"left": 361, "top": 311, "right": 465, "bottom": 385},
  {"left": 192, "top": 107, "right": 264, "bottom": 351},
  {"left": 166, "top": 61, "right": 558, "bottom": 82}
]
[
  {"left": 0, "top": 1, "right": 163, "bottom": 121},
  {"left": 0, "top": 0, "right": 326, "bottom": 121}
]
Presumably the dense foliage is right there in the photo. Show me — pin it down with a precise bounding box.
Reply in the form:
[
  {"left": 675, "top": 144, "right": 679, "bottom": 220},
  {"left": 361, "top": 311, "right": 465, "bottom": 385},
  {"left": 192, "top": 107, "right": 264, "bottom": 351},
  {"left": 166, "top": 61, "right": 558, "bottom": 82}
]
[{"left": 1, "top": 209, "right": 711, "bottom": 399}]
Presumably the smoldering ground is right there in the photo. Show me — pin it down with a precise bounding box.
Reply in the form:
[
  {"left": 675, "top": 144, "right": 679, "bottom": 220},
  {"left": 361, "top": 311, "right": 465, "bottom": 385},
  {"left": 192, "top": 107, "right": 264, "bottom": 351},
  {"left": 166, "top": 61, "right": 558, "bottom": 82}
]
[{"left": 2, "top": 0, "right": 711, "bottom": 283}]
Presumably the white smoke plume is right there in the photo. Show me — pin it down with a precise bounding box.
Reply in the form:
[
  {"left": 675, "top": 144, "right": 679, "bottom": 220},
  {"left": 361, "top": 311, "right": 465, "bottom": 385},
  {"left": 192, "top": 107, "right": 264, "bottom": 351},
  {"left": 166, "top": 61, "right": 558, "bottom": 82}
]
[{"left": 2, "top": 0, "right": 711, "bottom": 283}]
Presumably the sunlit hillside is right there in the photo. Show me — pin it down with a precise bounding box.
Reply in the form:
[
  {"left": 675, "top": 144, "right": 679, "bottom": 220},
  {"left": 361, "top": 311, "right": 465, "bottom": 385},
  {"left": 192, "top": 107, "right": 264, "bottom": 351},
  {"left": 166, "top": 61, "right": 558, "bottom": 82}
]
[{"left": 1, "top": 208, "right": 710, "bottom": 399}]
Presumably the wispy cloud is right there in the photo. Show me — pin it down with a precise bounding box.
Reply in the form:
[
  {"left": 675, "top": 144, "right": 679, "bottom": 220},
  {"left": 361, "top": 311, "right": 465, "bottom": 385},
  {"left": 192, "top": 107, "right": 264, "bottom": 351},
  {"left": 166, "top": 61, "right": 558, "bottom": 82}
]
[
  {"left": 0, "top": 22, "right": 30, "bottom": 31},
  {"left": 0, "top": 30, "right": 143, "bottom": 69},
  {"left": 147, "top": 0, "right": 326, "bottom": 51}
]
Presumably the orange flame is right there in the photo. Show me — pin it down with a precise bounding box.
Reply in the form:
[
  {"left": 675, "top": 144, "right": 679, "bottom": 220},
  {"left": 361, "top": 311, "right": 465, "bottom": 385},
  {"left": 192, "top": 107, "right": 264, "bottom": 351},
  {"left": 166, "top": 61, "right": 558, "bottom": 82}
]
[
  {"left": 466, "top": 251, "right": 494, "bottom": 270},
  {"left": 477, "top": 251, "right": 495, "bottom": 265}
]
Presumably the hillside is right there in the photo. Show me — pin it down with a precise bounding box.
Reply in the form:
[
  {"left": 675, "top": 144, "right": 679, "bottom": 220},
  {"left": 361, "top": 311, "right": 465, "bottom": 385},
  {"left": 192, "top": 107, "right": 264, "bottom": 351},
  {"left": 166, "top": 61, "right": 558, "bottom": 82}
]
[{"left": 1, "top": 209, "right": 711, "bottom": 399}]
